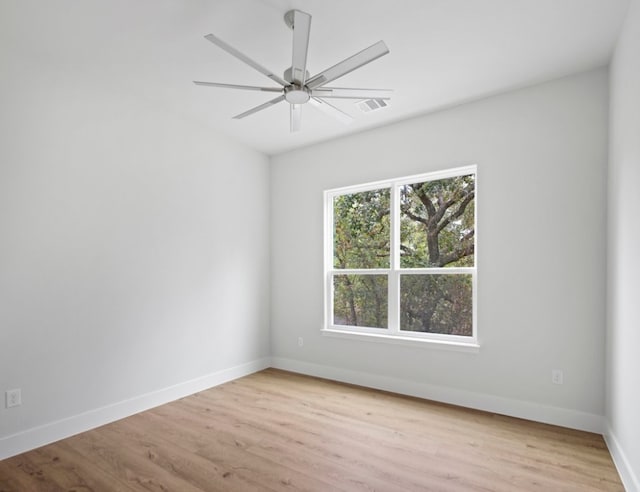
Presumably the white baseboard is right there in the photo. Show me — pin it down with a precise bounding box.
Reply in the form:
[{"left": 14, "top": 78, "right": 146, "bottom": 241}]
[
  {"left": 0, "top": 357, "right": 271, "bottom": 461},
  {"left": 604, "top": 423, "right": 640, "bottom": 492},
  {"left": 271, "top": 357, "right": 604, "bottom": 434}
]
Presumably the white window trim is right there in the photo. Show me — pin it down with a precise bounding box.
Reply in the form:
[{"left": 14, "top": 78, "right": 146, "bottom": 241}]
[{"left": 323, "top": 165, "right": 478, "bottom": 350}]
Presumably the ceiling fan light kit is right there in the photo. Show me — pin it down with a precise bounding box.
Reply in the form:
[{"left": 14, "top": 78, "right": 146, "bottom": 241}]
[{"left": 194, "top": 9, "right": 392, "bottom": 132}]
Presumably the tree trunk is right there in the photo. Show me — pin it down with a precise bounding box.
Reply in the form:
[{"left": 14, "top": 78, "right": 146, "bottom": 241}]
[
  {"left": 427, "top": 228, "right": 440, "bottom": 266},
  {"left": 344, "top": 276, "right": 358, "bottom": 326}
]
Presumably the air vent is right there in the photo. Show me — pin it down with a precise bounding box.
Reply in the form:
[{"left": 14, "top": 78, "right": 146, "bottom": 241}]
[{"left": 356, "top": 98, "right": 388, "bottom": 113}]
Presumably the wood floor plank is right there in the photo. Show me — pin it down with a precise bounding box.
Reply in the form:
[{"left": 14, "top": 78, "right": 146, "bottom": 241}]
[
  {"left": 12, "top": 442, "right": 134, "bottom": 492},
  {"left": 177, "top": 393, "right": 443, "bottom": 491},
  {"left": 96, "top": 416, "right": 270, "bottom": 492},
  {"left": 0, "top": 368, "right": 624, "bottom": 491},
  {"left": 68, "top": 427, "right": 205, "bottom": 492},
  {"left": 144, "top": 405, "right": 339, "bottom": 492}
]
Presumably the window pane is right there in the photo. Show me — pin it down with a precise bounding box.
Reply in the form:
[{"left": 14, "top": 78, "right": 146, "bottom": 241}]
[
  {"left": 333, "top": 275, "right": 388, "bottom": 328},
  {"left": 400, "top": 174, "right": 475, "bottom": 268},
  {"left": 400, "top": 274, "right": 472, "bottom": 336},
  {"left": 334, "top": 188, "right": 390, "bottom": 269}
]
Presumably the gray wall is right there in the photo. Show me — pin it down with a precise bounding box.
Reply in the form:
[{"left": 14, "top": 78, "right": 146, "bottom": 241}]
[
  {"left": 271, "top": 68, "right": 609, "bottom": 429},
  {"left": 607, "top": 0, "right": 640, "bottom": 489},
  {"left": 0, "top": 31, "right": 271, "bottom": 448}
]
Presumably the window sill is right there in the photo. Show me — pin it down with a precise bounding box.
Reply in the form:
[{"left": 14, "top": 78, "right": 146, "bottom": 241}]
[{"left": 321, "top": 328, "right": 480, "bottom": 353}]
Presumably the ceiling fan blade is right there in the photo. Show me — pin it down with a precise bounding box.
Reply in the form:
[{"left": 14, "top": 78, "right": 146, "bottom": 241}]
[
  {"left": 290, "top": 104, "right": 302, "bottom": 132},
  {"left": 291, "top": 10, "right": 312, "bottom": 85},
  {"left": 194, "top": 81, "right": 283, "bottom": 93},
  {"left": 204, "top": 33, "right": 289, "bottom": 87},
  {"left": 233, "top": 95, "right": 286, "bottom": 119},
  {"left": 309, "top": 97, "right": 354, "bottom": 124},
  {"left": 310, "top": 87, "right": 392, "bottom": 100},
  {"left": 305, "top": 40, "right": 389, "bottom": 90}
]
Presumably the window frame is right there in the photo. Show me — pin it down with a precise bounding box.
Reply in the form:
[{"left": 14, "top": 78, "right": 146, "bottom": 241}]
[{"left": 323, "top": 165, "right": 478, "bottom": 350}]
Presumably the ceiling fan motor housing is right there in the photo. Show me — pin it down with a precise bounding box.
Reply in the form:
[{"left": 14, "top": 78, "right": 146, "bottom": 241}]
[
  {"left": 283, "top": 67, "right": 311, "bottom": 104},
  {"left": 284, "top": 85, "right": 311, "bottom": 104}
]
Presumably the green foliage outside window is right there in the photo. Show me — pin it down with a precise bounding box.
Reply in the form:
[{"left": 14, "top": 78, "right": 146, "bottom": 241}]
[
  {"left": 333, "top": 189, "right": 390, "bottom": 269},
  {"left": 333, "top": 275, "right": 388, "bottom": 328},
  {"left": 400, "top": 274, "right": 472, "bottom": 335},
  {"left": 400, "top": 174, "right": 475, "bottom": 268}
]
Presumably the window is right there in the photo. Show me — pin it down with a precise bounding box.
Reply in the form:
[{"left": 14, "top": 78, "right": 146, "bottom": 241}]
[{"left": 324, "top": 166, "right": 477, "bottom": 347}]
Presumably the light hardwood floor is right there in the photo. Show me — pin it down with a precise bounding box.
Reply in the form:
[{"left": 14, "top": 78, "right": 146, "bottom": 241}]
[{"left": 0, "top": 368, "right": 624, "bottom": 491}]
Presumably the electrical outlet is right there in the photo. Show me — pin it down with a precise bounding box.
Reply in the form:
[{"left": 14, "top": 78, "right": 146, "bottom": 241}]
[
  {"left": 6, "top": 388, "right": 22, "bottom": 408},
  {"left": 298, "top": 337, "right": 304, "bottom": 347},
  {"left": 551, "top": 370, "right": 563, "bottom": 385}
]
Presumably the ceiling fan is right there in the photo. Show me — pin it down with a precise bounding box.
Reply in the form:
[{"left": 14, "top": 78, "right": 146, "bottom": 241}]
[{"left": 194, "top": 9, "right": 392, "bottom": 132}]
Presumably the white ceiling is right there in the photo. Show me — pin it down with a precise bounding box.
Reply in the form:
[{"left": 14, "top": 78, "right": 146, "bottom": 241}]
[{"left": 1, "top": 0, "right": 630, "bottom": 155}]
